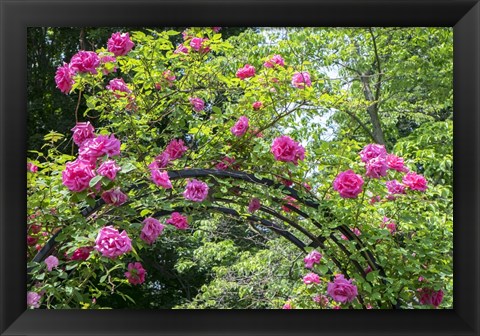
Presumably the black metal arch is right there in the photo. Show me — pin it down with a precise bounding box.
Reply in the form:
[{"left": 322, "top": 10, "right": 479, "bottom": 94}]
[{"left": 29, "top": 168, "right": 390, "bottom": 307}]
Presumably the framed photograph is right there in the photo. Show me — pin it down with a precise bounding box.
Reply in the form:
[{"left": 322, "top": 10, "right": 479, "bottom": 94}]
[{"left": 1, "top": 0, "right": 479, "bottom": 335}]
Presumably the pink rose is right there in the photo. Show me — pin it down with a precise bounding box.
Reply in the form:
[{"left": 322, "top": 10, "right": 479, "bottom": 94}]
[
  {"left": 381, "top": 216, "right": 397, "bottom": 234},
  {"left": 152, "top": 151, "right": 171, "bottom": 168},
  {"left": 62, "top": 158, "right": 95, "bottom": 192},
  {"left": 215, "top": 156, "right": 236, "bottom": 170},
  {"left": 365, "top": 156, "right": 388, "bottom": 179},
  {"left": 291, "top": 71, "right": 311, "bottom": 88},
  {"left": 174, "top": 44, "right": 189, "bottom": 54},
  {"left": 71, "top": 122, "right": 95, "bottom": 146},
  {"left": 418, "top": 288, "right": 444, "bottom": 307},
  {"left": 55, "top": 63, "right": 75, "bottom": 94},
  {"left": 333, "top": 170, "right": 364, "bottom": 199},
  {"left": 365, "top": 265, "right": 372, "bottom": 274},
  {"left": 190, "top": 37, "right": 210, "bottom": 54},
  {"left": 107, "top": 32, "right": 135, "bottom": 56},
  {"left": 386, "top": 180, "right": 406, "bottom": 195},
  {"left": 97, "top": 160, "right": 121, "bottom": 180},
  {"left": 30, "top": 224, "right": 42, "bottom": 234},
  {"left": 125, "top": 262, "right": 146, "bottom": 285},
  {"left": 101, "top": 188, "right": 128, "bottom": 206},
  {"left": 165, "top": 139, "right": 188, "bottom": 160},
  {"left": 264, "top": 54, "right": 285, "bottom": 68},
  {"left": 327, "top": 274, "right": 358, "bottom": 303},
  {"left": 70, "top": 247, "right": 93, "bottom": 261},
  {"left": 402, "top": 172, "right": 428, "bottom": 192},
  {"left": 27, "top": 236, "right": 38, "bottom": 246},
  {"left": 183, "top": 179, "right": 209, "bottom": 202},
  {"left": 166, "top": 212, "right": 189, "bottom": 230},
  {"left": 359, "top": 144, "right": 387, "bottom": 163},
  {"left": 70, "top": 51, "right": 100, "bottom": 74},
  {"left": 282, "top": 196, "right": 299, "bottom": 212},
  {"left": 163, "top": 70, "right": 176, "bottom": 83},
  {"left": 150, "top": 169, "right": 172, "bottom": 189},
  {"left": 304, "top": 250, "right": 322, "bottom": 269},
  {"left": 282, "top": 301, "right": 292, "bottom": 309},
  {"left": 252, "top": 101, "right": 263, "bottom": 110},
  {"left": 248, "top": 197, "right": 261, "bottom": 213},
  {"left": 106, "top": 78, "right": 131, "bottom": 94},
  {"left": 95, "top": 226, "right": 132, "bottom": 258},
  {"left": 386, "top": 154, "right": 408, "bottom": 172},
  {"left": 27, "top": 292, "right": 42, "bottom": 309},
  {"left": 44, "top": 255, "right": 59, "bottom": 272},
  {"left": 230, "top": 116, "right": 249, "bottom": 137},
  {"left": 189, "top": 97, "right": 205, "bottom": 112},
  {"left": 27, "top": 162, "right": 38, "bottom": 173},
  {"left": 212, "top": 27, "right": 222, "bottom": 33},
  {"left": 236, "top": 64, "right": 256, "bottom": 80},
  {"left": 140, "top": 217, "right": 165, "bottom": 244},
  {"left": 353, "top": 228, "right": 361, "bottom": 236},
  {"left": 79, "top": 134, "right": 121, "bottom": 161},
  {"left": 271, "top": 135, "right": 305, "bottom": 165},
  {"left": 369, "top": 195, "right": 381, "bottom": 204},
  {"left": 303, "top": 272, "right": 321, "bottom": 285}
]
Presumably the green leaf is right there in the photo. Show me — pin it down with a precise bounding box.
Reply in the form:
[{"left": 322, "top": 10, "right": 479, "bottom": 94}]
[
  {"left": 89, "top": 175, "right": 103, "bottom": 188},
  {"left": 120, "top": 163, "right": 136, "bottom": 174}
]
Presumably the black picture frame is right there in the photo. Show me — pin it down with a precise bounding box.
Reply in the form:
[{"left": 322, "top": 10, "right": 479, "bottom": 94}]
[{"left": 1, "top": 0, "right": 479, "bottom": 335}]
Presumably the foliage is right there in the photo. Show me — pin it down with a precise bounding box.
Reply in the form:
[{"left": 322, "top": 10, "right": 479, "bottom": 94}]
[{"left": 27, "top": 27, "right": 453, "bottom": 310}]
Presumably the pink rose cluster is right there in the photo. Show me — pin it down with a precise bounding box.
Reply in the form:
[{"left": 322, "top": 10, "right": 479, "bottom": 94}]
[
  {"left": 291, "top": 71, "right": 311, "bottom": 88},
  {"left": 140, "top": 217, "right": 164, "bottom": 244},
  {"left": 231, "top": 116, "right": 249, "bottom": 137},
  {"left": 94, "top": 226, "right": 132, "bottom": 259},
  {"left": 166, "top": 212, "right": 189, "bottom": 230},
  {"left": 264, "top": 54, "right": 285, "bottom": 68},
  {"left": 271, "top": 136, "right": 305, "bottom": 165},
  {"left": 55, "top": 31, "right": 133, "bottom": 94},
  {"left": 148, "top": 139, "right": 188, "bottom": 187},
  {"left": 63, "top": 122, "right": 123, "bottom": 194},
  {"left": 125, "top": 262, "right": 146, "bottom": 285},
  {"left": 236, "top": 64, "right": 256, "bottom": 80},
  {"left": 183, "top": 179, "right": 209, "bottom": 202},
  {"left": 304, "top": 250, "right": 322, "bottom": 269},
  {"left": 327, "top": 274, "right": 358, "bottom": 303}
]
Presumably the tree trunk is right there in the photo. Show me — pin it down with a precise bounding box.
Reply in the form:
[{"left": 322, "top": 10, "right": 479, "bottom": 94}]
[{"left": 360, "top": 74, "right": 386, "bottom": 147}]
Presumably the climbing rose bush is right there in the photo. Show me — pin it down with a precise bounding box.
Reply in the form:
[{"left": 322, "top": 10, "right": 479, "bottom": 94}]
[{"left": 27, "top": 28, "right": 451, "bottom": 311}]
